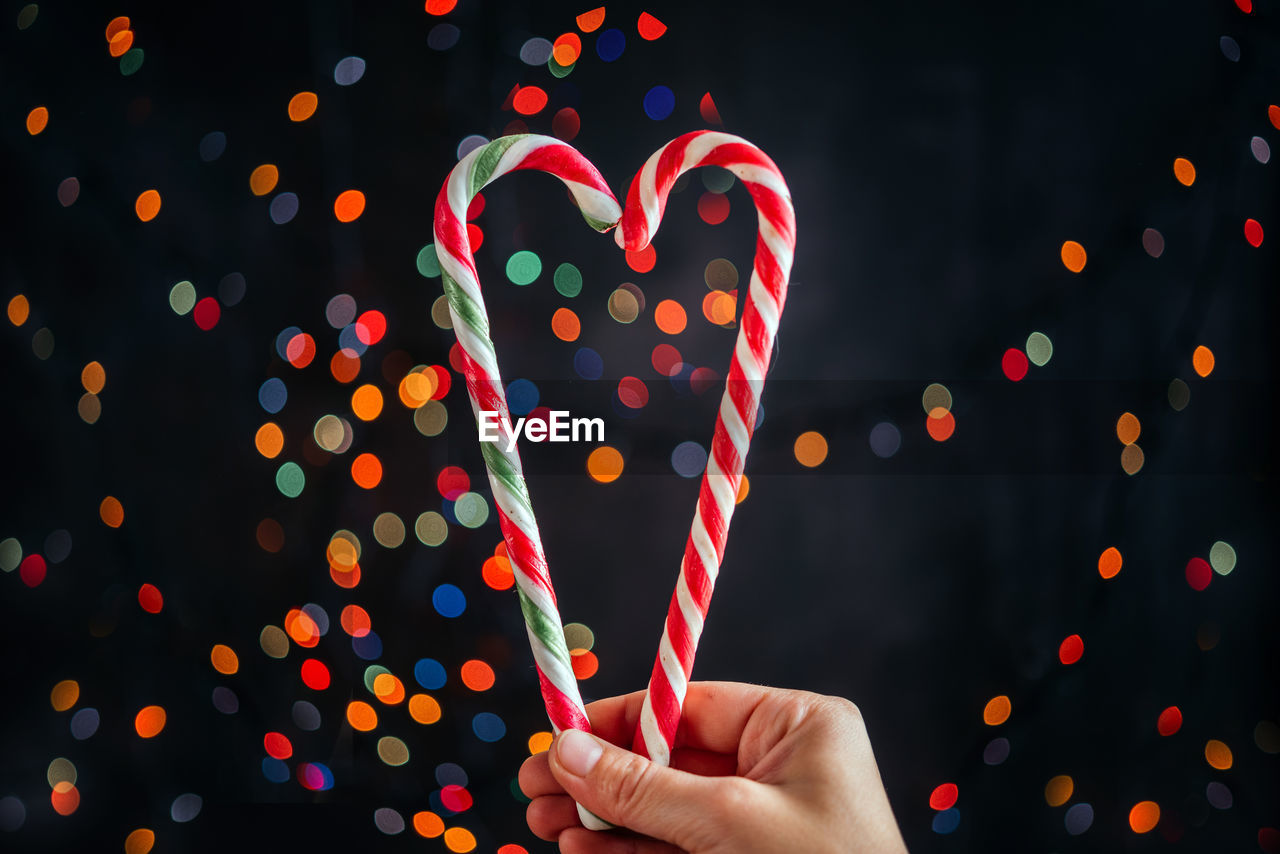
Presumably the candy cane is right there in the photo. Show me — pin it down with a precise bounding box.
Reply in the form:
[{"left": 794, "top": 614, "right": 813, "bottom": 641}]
[
  {"left": 616, "top": 131, "right": 796, "bottom": 766},
  {"left": 432, "top": 135, "right": 621, "bottom": 830}
]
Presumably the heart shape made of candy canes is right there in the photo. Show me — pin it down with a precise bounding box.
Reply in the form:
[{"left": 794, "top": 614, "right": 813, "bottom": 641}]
[{"left": 432, "top": 131, "right": 795, "bottom": 829}]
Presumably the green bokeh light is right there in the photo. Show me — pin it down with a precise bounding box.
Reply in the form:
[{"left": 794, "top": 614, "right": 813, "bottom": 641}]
[
  {"left": 416, "top": 244, "right": 441, "bottom": 277},
  {"left": 455, "top": 492, "right": 489, "bottom": 528},
  {"left": 506, "top": 251, "right": 542, "bottom": 286},
  {"left": 553, "top": 262, "right": 583, "bottom": 297},
  {"left": 120, "top": 48, "right": 144, "bottom": 76},
  {"left": 275, "top": 462, "right": 305, "bottom": 498}
]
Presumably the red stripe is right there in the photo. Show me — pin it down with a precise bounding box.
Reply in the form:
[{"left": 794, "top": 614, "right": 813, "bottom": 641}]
[
  {"left": 666, "top": 587, "right": 695, "bottom": 662},
  {"left": 433, "top": 187, "right": 480, "bottom": 283},
  {"left": 621, "top": 133, "right": 796, "bottom": 762},
  {"left": 538, "top": 667, "right": 590, "bottom": 732},
  {"left": 513, "top": 143, "right": 613, "bottom": 194},
  {"left": 697, "top": 143, "right": 774, "bottom": 179},
  {"left": 619, "top": 131, "right": 704, "bottom": 250},
  {"left": 646, "top": 660, "right": 680, "bottom": 738}
]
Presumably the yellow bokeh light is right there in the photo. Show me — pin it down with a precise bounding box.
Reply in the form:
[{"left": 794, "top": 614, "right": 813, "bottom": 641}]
[
  {"left": 249, "top": 164, "right": 279, "bottom": 196},
  {"left": 50, "top": 679, "right": 80, "bottom": 712},
  {"left": 1044, "top": 775, "right": 1074, "bottom": 807},
  {"left": 1204, "top": 739, "right": 1233, "bottom": 770},
  {"left": 398, "top": 369, "right": 436, "bottom": 408}
]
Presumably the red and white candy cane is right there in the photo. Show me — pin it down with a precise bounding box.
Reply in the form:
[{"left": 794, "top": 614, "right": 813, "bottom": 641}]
[
  {"left": 433, "top": 134, "right": 622, "bottom": 829},
  {"left": 616, "top": 131, "right": 796, "bottom": 765}
]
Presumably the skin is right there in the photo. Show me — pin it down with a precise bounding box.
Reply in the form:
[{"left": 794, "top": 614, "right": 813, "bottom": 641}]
[{"left": 519, "top": 681, "right": 910, "bottom": 854}]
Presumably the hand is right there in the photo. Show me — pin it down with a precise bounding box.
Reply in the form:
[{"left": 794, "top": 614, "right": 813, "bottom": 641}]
[{"left": 518, "top": 681, "right": 909, "bottom": 853}]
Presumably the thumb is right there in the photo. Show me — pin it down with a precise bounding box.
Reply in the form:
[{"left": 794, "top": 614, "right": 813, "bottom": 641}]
[{"left": 549, "top": 728, "right": 748, "bottom": 847}]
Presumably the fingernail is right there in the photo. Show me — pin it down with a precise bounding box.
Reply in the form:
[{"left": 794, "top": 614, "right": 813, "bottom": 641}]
[{"left": 556, "top": 729, "right": 603, "bottom": 777}]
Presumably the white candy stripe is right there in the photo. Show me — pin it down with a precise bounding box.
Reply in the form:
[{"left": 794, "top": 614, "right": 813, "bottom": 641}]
[
  {"left": 562, "top": 180, "right": 624, "bottom": 226},
  {"left": 674, "top": 571, "right": 704, "bottom": 642},
  {"left": 447, "top": 300, "right": 499, "bottom": 380},
  {"left": 625, "top": 149, "right": 664, "bottom": 248},
  {"left": 733, "top": 166, "right": 792, "bottom": 200},
  {"left": 747, "top": 277, "right": 781, "bottom": 342},
  {"left": 717, "top": 392, "right": 750, "bottom": 456},
  {"left": 689, "top": 504, "right": 720, "bottom": 586},
  {"left": 494, "top": 136, "right": 556, "bottom": 181},
  {"left": 756, "top": 202, "right": 794, "bottom": 254},
  {"left": 638, "top": 695, "right": 669, "bottom": 766},
  {"left": 703, "top": 457, "right": 737, "bottom": 517},
  {"left": 734, "top": 334, "right": 765, "bottom": 386},
  {"left": 658, "top": 633, "right": 688, "bottom": 703},
  {"left": 682, "top": 132, "right": 726, "bottom": 170}
]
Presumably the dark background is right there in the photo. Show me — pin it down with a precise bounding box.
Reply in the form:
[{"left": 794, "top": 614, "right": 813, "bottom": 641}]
[{"left": 2, "top": 0, "right": 1277, "bottom": 851}]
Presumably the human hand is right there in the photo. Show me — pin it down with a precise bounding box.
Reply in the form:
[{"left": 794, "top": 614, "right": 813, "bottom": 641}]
[{"left": 518, "top": 681, "right": 909, "bottom": 854}]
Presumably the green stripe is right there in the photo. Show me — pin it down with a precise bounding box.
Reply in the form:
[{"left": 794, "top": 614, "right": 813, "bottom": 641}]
[
  {"left": 470, "top": 135, "right": 524, "bottom": 197},
  {"left": 517, "top": 587, "right": 572, "bottom": 669},
  {"left": 481, "top": 441, "right": 532, "bottom": 508},
  {"left": 441, "top": 272, "right": 490, "bottom": 339},
  {"left": 581, "top": 211, "right": 616, "bottom": 232}
]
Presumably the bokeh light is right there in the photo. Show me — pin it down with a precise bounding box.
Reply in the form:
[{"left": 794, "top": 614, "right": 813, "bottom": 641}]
[
  {"left": 1204, "top": 739, "right": 1232, "bottom": 770},
  {"left": 1157, "top": 706, "right": 1182, "bottom": 736},
  {"left": 1098, "top": 547, "right": 1122, "bottom": 579},
  {"left": 1172, "top": 157, "right": 1196, "bottom": 186},
  {"left": 794, "top": 431, "right": 829, "bottom": 467},
  {"left": 1060, "top": 240, "right": 1086, "bottom": 273},
  {"left": 1192, "top": 345, "right": 1215, "bottom": 377},
  {"left": 1128, "top": 801, "right": 1159, "bottom": 833},
  {"left": 135, "top": 705, "right": 167, "bottom": 738},
  {"left": 983, "top": 695, "right": 1011, "bottom": 726},
  {"left": 1044, "top": 775, "right": 1073, "bottom": 807}
]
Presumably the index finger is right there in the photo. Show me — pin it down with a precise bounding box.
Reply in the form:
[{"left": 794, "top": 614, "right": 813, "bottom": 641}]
[{"left": 583, "top": 681, "right": 778, "bottom": 756}]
